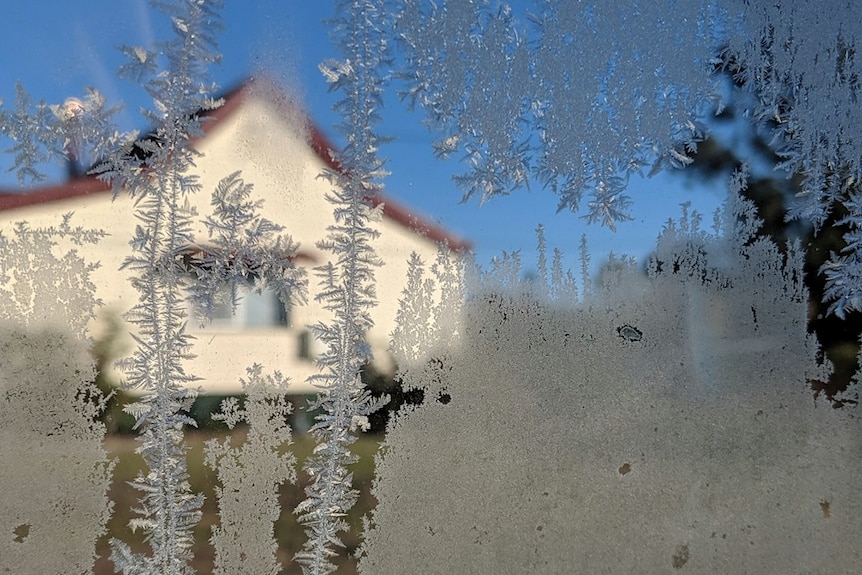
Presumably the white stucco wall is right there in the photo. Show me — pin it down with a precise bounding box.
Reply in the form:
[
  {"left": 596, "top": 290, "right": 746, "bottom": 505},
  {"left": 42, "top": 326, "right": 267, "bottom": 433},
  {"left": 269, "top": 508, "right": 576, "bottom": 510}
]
[{"left": 0, "top": 83, "right": 461, "bottom": 394}]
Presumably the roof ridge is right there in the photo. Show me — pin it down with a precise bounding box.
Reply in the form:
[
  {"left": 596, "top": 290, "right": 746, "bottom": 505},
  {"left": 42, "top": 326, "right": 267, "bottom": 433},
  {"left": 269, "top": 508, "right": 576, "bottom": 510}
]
[{"left": 0, "top": 77, "right": 471, "bottom": 252}]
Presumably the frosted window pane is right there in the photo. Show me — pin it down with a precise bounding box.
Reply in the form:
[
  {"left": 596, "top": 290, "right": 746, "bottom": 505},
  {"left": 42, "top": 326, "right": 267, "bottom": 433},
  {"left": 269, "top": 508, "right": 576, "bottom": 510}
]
[{"left": 360, "top": 181, "right": 862, "bottom": 573}]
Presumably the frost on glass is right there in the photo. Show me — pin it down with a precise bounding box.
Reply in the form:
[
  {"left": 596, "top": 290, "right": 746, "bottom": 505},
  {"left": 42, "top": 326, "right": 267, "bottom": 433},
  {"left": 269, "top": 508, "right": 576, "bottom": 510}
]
[
  {"left": 4, "top": 1, "right": 862, "bottom": 573},
  {"left": 0, "top": 218, "right": 113, "bottom": 574},
  {"left": 187, "top": 171, "right": 307, "bottom": 325},
  {"left": 204, "top": 365, "right": 296, "bottom": 575},
  {"left": 722, "top": 1, "right": 862, "bottom": 319},
  {"left": 360, "top": 172, "right": 862, "bottom": 573},
  {"left": 0, "top": 84, "right": 123, "bottom": 185},
  {"left": 394, "top": 0, "right": 726, "bottom": 224},
  {"left": 295, "top": 1, "right": 391, "bottom": 573},
  {"left": 102, "top": 2, "right": 230, "bottom": 570},
  {"left": 394, "top": 1, "right": 862, "bottom": 320}
]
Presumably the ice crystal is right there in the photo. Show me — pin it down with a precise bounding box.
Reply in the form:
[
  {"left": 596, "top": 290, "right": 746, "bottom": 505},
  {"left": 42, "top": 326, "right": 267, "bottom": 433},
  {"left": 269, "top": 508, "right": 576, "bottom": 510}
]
[
  {"left": 186, "top": 171, "right": 307, "bottom": 324},
  {"left": 0, "top": 83, "right": 127, "bottom": 183},
  {"left": 100, "top": 2, "right": 227, "bottom": 573},
  {"left": 295, "top": 1, "right": 392, "bottom": 573},
  {"left": 4, "top": 2, "right": 862, "bottom": 573},
  {"left": 394, "top": 0, "right": 722, "bottom": 219},
  {"left": 0, "top": 215, "right": 106, "bottom": 335},
  {"left": 393, "top": 1, "right": 862, "bottom": 315}
]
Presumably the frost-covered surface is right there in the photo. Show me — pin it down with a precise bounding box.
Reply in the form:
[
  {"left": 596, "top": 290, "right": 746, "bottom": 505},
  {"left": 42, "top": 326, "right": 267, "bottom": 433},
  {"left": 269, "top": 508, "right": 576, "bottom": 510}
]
[
  {"left": 0, "top": 217, "right": 111, "bottom": 574},
  {"left": 0, "top": 216, "right": 105, "bottom": 336},
  {"left": 0, "top": 328, "right": 114, "bottom": 575},
  {"left": 729, "top": 1, "right": 862, "bottom": 225},
  {"left": 394, "top": 0, "right": 725, "bottom": 220},
  {"left": 187, "top": 170, "right": 307, "bottom": 325},
  {"left": 726, "top": 1, "right": 862, "bottom": 318},
  {"left": 294, "top": 1, "right": 391, "bottom": 573},
  {"left": 3, "top": 1, "right": 862, "bottom": 573},
  {"left": 395, "top": 0, "right": 862, "bottom": 317},
  {"left": 204, "top": 365, "right": 296, "bottom": 575},
  {"left": 360, "top": 176, "right": 862, "bottom": 573},
  {"left": 0, "top": 83, "right": 123, "bottom": 184},
  {"left": 101, "top": 2, "right": 226, "bottom": 571}
]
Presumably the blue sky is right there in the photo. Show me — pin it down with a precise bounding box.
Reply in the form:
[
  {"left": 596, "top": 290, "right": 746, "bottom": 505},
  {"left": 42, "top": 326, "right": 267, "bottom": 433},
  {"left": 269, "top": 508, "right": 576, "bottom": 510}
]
[{"left": 0, "top": 1, "right": 727, "bottom": 273}]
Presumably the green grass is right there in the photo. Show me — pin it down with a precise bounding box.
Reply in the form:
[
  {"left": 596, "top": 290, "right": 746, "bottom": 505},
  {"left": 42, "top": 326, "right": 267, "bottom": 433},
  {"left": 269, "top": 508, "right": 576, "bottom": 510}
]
[{"left": 95, "top": 429, "right": 382, "bottom": 575}]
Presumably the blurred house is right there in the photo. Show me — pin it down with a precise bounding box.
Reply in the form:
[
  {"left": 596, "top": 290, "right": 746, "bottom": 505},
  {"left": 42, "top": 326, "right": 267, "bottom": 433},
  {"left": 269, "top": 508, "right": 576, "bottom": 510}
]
[{"left": 0, "top": 78, "right": 469, "bottom": 394}]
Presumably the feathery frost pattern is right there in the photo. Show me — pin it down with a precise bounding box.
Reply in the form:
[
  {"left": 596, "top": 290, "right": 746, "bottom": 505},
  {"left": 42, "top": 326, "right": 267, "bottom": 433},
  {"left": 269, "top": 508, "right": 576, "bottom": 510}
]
[
  {"left": 394, "top": 0, "right": 720, "bottom": 219},
  {"left": 722, "top": 2, "right": 862, "bottom": 318},
  {"left": 204, "top": 365, "right": 297, "bottom": 575},
  {"left": 187, "top": 171, "right": 307, "bottom": 324},
  {"left": 4, "top": 2, "right": 862, "bottom": 573},
  {"left": 295, "top": 1, "right": 390, "bottom": 573},
  {"left": 0, "top": 215, "right": 106, "bottom": 335},
  {"left": 92, "top": 1, "right": 227, "bottom": 573},
  {"left": 394, "top": 1, "right": 862, "bottom": 317},
  {"left": 0, "top": 2, "right": 308, "bottom": 572},
  {"left": 0, "top": 84, "right": 125, "bottom": 184},
  {"left": 97, "top": 3, "right": 308, "bottom": 572}
]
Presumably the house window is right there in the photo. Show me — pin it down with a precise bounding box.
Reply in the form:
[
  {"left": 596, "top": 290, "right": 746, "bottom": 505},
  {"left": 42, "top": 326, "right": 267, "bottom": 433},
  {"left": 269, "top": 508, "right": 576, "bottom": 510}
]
[
  {"left": 244, "top": 288, "right": 290, "bottom": 327},
  {"left": 196, "top": 281, "right": 291, "bottom": 330},
  {"left": 179, "top": 247, "right": 294, "bottom": 329},
  {"left": 298, "top": 330, "right": 312, "bottom": 360}
]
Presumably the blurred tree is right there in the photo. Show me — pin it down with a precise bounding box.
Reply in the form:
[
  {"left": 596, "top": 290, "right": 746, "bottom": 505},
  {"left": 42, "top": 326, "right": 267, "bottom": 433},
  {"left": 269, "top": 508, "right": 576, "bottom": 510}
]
[
  {"left": 90, "top": 309, "right": 137, "bottom": 434},
  {"left": 363, "top": 361, "right": 424, "bottom": 434},
  {"left": 681, "top": 79, "right": 859, "bottom": 407}
]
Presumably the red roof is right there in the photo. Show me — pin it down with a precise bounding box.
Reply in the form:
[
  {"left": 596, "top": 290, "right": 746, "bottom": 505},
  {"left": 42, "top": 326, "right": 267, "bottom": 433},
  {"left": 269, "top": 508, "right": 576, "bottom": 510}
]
[{"left": 0, "top": 77, "right": 471, "bottom": 252}]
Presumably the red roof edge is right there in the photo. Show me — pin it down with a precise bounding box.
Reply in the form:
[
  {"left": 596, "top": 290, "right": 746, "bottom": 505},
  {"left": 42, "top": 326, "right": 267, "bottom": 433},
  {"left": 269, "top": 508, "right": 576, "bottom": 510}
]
[
  {"left": 0, "top": 176, "right": 109, "bottom": 210},
  {"left": 367, "top": 195, "right": 471, "bottom": 251},
  {"left": 0, "top": 76, "right": 472, "bottom": 252}
]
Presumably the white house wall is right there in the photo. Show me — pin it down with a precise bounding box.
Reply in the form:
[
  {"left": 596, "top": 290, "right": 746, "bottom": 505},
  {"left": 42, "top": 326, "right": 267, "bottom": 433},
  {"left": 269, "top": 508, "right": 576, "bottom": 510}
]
[{"left": 0, "top": 83, "right": 458, "bottom": 395}]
